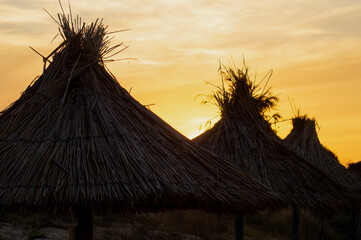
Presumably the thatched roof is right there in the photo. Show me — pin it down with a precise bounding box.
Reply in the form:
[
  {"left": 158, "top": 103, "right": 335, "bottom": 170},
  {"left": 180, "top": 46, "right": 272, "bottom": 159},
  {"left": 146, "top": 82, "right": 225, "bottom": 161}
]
[
  {"left": 284, "top": 115, "right": 361, "bottom": 193},
  {"left": 0, "top": 13, "right": 285, "bottom": 214},
  {"left": 193, "top": 64, "right": 356, "bottom": 211},
  {"left": 348, "top": 161, "right": 361, "bottom": 180}
]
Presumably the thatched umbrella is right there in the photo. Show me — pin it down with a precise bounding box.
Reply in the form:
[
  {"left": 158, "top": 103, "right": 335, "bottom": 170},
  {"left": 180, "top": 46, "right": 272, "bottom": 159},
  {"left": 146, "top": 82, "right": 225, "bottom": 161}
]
[
  {"left": 284, "top": 115, "right": 361, "bottom": 192},
  {"left": 193, "top": 63, "right": 356, "bottom": 240},
  {"left": 0, "top": 13, "right": 285, "bottom": 240},
  {"left": 284, "top": 115, "right": 361, "bottom": 239}
]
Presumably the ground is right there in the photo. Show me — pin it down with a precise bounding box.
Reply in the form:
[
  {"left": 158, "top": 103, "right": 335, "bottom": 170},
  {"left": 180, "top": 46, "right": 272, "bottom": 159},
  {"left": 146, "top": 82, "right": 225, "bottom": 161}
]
[{"left": 0, "top": 209, "right": 351, "bottom": 239}]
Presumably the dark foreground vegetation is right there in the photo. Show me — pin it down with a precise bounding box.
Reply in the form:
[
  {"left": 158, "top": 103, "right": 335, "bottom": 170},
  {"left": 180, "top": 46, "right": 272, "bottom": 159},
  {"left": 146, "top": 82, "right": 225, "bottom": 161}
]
[{"left": 0, "top": 209, "right": 353, "bottom": 239}]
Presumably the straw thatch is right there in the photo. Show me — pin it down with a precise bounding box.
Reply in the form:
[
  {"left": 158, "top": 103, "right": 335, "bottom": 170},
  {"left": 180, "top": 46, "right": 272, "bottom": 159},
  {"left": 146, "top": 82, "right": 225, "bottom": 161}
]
[
  {"left": 193, "top": 63, "right": 355, "bottom": 211},
  {"left": 284, "top": 115, "right": 361, "bottom": 193},
  {"left": 349, "top": 161, "right": 361, "bottom": 180},
  {"left": 0, "top": 13, "right": 285, "bottom": 215}
]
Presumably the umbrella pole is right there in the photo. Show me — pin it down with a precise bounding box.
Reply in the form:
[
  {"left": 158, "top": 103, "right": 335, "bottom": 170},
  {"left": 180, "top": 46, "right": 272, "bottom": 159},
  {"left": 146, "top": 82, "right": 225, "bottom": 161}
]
[
  {"left": 351, "top": 211, "right": 361, "bottom": 240},
  {"left": 318, "top": 214, "right": 324, "bottom": 240},
  {"left": 357, "top": 212, "right": 361, "bottom": 240},
  {"left": 76, "top": 205, "right": 94, "bottom": 240},
  {"left": 234, "top": 215, "right": 244, "bottom": 240},
  {"left": 291, "top": 206, "right": 300, "bottom": 240}
]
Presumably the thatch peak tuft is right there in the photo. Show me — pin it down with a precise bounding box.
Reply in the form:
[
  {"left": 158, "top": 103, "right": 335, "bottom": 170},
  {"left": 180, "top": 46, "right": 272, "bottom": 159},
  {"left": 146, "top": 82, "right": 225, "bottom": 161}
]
[
  {"left": 203, "top": 62, "right": 280, "bottom": 126},
  {"left": 291, "top": 115, "right": 318, "bottom": 134},
  {"left": 44, "top": 12, "right": 128, "bottom": 67}
]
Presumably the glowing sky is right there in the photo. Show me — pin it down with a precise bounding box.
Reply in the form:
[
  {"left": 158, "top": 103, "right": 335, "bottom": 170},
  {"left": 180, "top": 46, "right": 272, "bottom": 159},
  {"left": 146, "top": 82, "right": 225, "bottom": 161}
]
[{"left": 1, "top": 0, "right": 361, "bottom": 164}]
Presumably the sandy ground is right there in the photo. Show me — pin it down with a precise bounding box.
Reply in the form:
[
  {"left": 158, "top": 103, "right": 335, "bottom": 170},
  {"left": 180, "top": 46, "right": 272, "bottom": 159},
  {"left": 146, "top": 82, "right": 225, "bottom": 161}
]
[
  {"left": 0, "top": 223, "right": 65, "bottom": 240},
  {"left": 0, "top": 221, "right": 282, "bottom": 240},
  {"left": 0, "top": 222, "right": 205, "bottom": 240},
  {"left": 0, "top": 222, "right": 66, "bottom": 240}
]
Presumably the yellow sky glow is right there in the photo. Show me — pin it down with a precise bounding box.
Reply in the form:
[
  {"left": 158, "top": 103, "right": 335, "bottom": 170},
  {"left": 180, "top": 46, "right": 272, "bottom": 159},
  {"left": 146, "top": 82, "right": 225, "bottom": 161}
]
[{"left": 1, "top": 0, "right": 361, "bottom": 165}]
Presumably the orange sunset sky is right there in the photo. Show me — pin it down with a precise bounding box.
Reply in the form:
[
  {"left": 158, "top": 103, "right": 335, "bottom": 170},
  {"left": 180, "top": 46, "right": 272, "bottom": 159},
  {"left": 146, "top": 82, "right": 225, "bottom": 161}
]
[{"left": 0, "top": 0, "right": 360, "bottom": 165}]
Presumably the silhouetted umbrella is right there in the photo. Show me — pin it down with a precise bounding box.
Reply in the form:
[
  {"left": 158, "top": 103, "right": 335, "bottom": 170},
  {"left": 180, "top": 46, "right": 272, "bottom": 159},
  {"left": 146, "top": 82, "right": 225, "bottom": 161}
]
[
  {"left": 284, "top": 115, "right": 361, "bottom": 193},
  {"left": 193, "top": 63, "right": 356, "bottom": 240},
  {"left": 0, "top": 12, "right": 284, "bottom": 240}
]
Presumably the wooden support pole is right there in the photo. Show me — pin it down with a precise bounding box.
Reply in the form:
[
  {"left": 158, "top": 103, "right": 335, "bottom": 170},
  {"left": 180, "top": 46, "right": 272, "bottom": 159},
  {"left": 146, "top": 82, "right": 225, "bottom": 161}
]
[
  {"left": 292, "top": 206, "right": 300, "bottom": 240},
  {"left": 357, "top": 212, "right": 361, "bottom": 240},
  {"left": 68, "top": 226, "right": 77, "bottom": 240},
  {"left": 75, "top": 205, "right": 93, "bottom": 240},
  {"left": 351, "top": 211, "right": 361, "bottom": 240},
  {"left": 234, "top": 215, "right": 244, "bottom": 240},
  {"left": 318, "top": 214, "right": 324, "bottom": 240}
]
